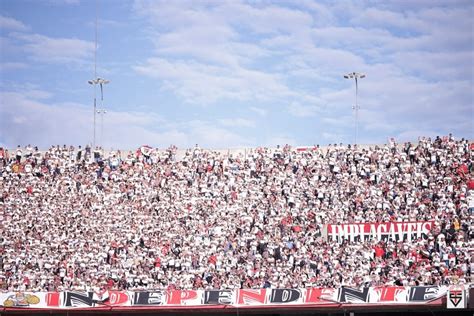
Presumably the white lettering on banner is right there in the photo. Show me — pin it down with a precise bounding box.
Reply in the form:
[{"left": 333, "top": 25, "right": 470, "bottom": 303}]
[
  {"left": 282, "top": 290, "right": 290, "bottom": 302},
  {"left": 343, "top": 225, "right": 351, "bottom": 241},
  {"left": 370, "top": 224, "right": 377, "bottom": 240},
  {"left": 326, "top": 221, "right": 435, "bottom": 243},
  {"left": 349, "top": 224, "right": 357, "bottom": 242},
  {"left": 376, "top": 223, "right": 386, "bottom": 240},
  {"left": 389, "top": 223, "right": 397, "bottom": 241},
  {"left": 358, "top": 223, "right": 365, "bottom": 241}
]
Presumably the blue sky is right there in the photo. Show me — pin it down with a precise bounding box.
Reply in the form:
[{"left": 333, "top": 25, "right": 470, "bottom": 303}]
[{"left": 0, "top": 0, "right": 473, "bottom": 149}]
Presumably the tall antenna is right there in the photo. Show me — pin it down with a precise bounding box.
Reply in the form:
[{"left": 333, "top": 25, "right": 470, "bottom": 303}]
[{"left": 94, "top": 0, "right": 97, "bottom": 80}]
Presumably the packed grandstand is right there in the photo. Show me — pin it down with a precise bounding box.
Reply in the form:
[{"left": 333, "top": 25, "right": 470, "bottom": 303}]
[{"left": 0, "top": 135, "right": 473, "bottom": 294}]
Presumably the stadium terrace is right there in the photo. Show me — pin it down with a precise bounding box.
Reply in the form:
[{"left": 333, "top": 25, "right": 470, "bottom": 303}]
[{"left": 0, "top": 135, "right": 472, "bottom": 295}]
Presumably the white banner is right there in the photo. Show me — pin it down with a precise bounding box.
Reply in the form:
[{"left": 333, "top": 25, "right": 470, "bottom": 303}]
[{"left": 0, "top": 286, "right": 456, "bottom": 309}]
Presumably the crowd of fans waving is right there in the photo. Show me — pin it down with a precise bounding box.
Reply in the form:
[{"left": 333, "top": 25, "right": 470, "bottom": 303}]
[{"left": 0, "top": 135, "right": 473, "bottom": 293}]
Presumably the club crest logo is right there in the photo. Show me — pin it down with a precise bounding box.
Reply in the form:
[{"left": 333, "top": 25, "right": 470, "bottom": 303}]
[
  {"left": 449, "top": 290, "right": 462, "bottom": 307},
  {"left": 447, "top": 286, "right": 465, "bottom": 309}
]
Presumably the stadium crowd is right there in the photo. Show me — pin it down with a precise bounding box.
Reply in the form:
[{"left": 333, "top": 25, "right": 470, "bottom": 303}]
[{"left": 0, "top": 135, "right": 473, "bottom": 292}]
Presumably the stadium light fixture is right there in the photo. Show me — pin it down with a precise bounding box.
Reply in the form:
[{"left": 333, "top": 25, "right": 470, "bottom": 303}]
[
  {"left": 89, "top": 78, "right": 110, "bottom": 100},
  {"left": 344, "top": 72, "right": 365, "bottom": 145}
]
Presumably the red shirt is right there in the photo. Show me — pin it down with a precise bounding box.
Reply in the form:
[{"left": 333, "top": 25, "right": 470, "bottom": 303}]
[
  {"left": 467, "top": 179, "right": 474, "bottom": 190},
  {"left": 292, "top": 225, "right": 302, "bottom": 232},
  {"left": 374, "top": 246, "right": 385, "bottom": 258},
  {"left": 155, "top": 257, "right": 161, "bottom": 267},
  {"left": 208, "top": 255, "right": 217, "bottom": 265}
]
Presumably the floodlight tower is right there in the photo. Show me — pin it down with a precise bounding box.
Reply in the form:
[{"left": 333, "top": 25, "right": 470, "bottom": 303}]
[
  {"left": 88, "top": 0, "right": 109, "bottom": 148},
  {"left": 344, "top": 72, "right": 365, "bottom": 145}
]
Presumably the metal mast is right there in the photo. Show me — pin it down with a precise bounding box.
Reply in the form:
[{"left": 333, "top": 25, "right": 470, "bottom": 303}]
[{"left": 344, "top": 72, "right": 366, "bottom": 145}]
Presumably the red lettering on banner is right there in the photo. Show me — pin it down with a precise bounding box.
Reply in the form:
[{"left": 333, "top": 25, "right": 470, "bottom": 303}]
[
  {"left": 166, "top": 290, "right": 198, "bottom": 305},
  {"left": 237, "top": 289, "right": 267, "bottom": 304},
  {"left": 373, "top": 286, "right": 405, "bottom": 302},
  {"left": 305, "top": 288, "right": 335, "bottom": 303},
  {"left": 305, "top": 288, "right": 322, "bottom": 303},
  {"left": 46, "top": 292, "right": 60, "bottom": 307},
  {"left": 108, "top": 291, "right": 128, "bottom": 305}
]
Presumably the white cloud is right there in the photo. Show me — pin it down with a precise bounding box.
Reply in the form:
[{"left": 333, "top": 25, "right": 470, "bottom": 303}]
[
  {"left": 0, "top": 15, "right": 29, "bottom": 31},
  {"left": 132, "top": 1, "right": 307, "bottom": 105},
  {"left": 0, "top": 90, "right": 255, "bottom": 149},
  {"left": 0, "top": 82, "right": 54, "bottom": 99},
  {"left": 45, "top": 0, "right": 80, "bottom": 5},
  {"left": 153, "top": 25, "right": 241, "bottom": 67},
  {"left": 391, "top": 51, "right": 473, "bottom": 80},
  {"left": 287, "top": 102, "right": 320, "bottom": 117},
  {"left": 12, "top": 116, "right": 27, "bottom": 124},
  {"left": 266, "top": 135, "right": 298, "bottom": 147},
  {"left": 23, "top": 89, "right": 53, "bottom": 100},
  {"left": 351, "top": 8, "right": 425, "bottom": 32},
  {"left": 322, "top": 115, "right": 353, "bottom": 127},
  {"left": 322, "top": 132, "right": 348, "bottom": 143},
  {"left": 223, "top": 2, "right": 314, "bottom": 35},
  {"left": 130, "top": 0, "right": 473, "bottom": 144},
  {"left": 0, "top": 62, "right": 28, "bottom": 70},
  {"left": 134, "top": 58, "right": 291, "bottom": 104},
  {"left": 249, "top": 106, "right": 267, "bottom": 117},
  {"left": 184, "top": 120, "right": 254, "bottom": 149},
  {"left": 134, "top": 1, "right": 314, "bottom": 36},
  {"left": 85, "top": 19, "right": 124, "bottom": 28},
  {"left": 12, "top": 33, "right": 94, "bottom": 64},
  {"left": 218, "top": 118, "right": 255, "bottom": 128}
]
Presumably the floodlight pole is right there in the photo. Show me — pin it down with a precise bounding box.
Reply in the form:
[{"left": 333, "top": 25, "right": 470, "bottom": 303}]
[
  {"left": 90, "top": 0, "right": 98, "bottom": 149},
  {"left": 97, "top": 109, "right": 107, "bottom": 146},
  {"left": 89, "top": 78, "right": 109, "bottom": 146},
  {"left": 344, "top": 72, "right": 365, "bottom": 145},
  {"left": 355, "top": 75, "right": 359, "bottom": 145},
  {"left": 93, "top": 86, "right": 97, "bottom": 148}
]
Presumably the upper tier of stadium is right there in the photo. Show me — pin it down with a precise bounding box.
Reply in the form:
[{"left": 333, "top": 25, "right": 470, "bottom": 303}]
[{"left": 0, "top": 135, "right": 472, "bottom": 292}]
